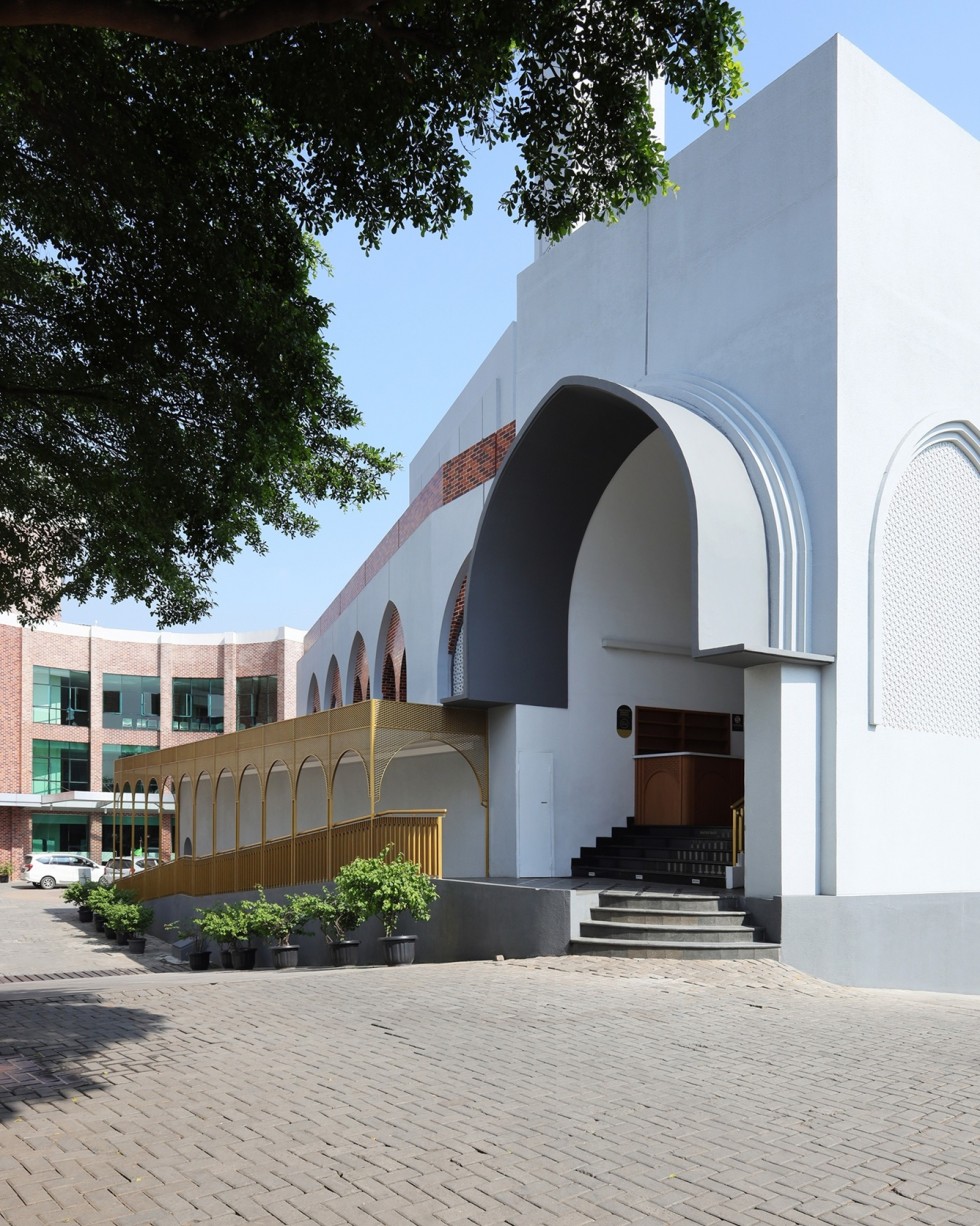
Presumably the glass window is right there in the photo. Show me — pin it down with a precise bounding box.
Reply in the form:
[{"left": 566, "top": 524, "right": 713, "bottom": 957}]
[
  {"left": 102, "top": 674, "right": 160, "bottom": 730},
  {"left": 31, "top": 816, "right": 88, "bottom": 854},
  {"left": 236, "top": 675, "right": 278, "bottom": 729},
  {"left": 33, "top": 667, "right": 90, "bottom": 727},
  {"left": 172, "top": 677, "right": 224, "bottom": 733},
  {"left": 32, "top": 740, "right": 90, "bottom": 793},
  {"left": 102, "top": 744, "right": 156, "bottom": 791}
]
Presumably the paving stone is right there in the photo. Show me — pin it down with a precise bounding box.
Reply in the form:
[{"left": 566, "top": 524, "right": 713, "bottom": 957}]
[{"left": 5, "top": 891, "right": 980, "bottom": 1224}]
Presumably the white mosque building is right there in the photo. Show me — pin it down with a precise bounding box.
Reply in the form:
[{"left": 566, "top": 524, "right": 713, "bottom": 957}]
[{"left": 295, "top": 35, "right": 980, "bottom": 992}]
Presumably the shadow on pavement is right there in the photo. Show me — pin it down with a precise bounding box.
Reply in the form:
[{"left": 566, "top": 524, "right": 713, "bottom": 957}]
[{"left": 0, "top": 991, "right": 168, "bottom": 1120}]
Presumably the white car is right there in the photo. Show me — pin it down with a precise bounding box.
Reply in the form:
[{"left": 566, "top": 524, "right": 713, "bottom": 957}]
[
  {"left": 99, "top": 856, "right": 159, "bottom": 883},
  {"left": 21, "top": 853, "right": 102, "bottom": 890}
]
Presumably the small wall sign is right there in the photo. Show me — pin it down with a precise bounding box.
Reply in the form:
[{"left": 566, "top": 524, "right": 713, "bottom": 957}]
[
  {"left": 731, "top": 713, "right": 744, "bottom": 733},
  {"left": 616, "top": 705, "right": 633, "bottom": 738}
]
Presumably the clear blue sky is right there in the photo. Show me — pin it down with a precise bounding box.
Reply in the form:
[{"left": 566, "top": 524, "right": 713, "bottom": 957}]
[{"left": 62, "top": 0, "right": 980, "bottom": 634}]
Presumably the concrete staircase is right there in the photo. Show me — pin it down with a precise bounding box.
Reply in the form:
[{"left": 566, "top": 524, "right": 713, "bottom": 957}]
[
  {"left": 570, "top": 823, "right": 732, "bottom": 887},
  {"left": 570, "top": 889, "right": 779, "bottom": 961}
]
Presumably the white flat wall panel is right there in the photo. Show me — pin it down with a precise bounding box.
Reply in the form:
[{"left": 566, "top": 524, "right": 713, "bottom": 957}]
[
  {"left": 517, "top": 750, "right": 554, "bottom": 878},
  {"left": 380, "top": 747, "right": 484, "bottom": 878}
]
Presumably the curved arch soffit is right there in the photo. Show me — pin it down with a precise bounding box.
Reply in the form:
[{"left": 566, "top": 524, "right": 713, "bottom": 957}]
[
  {"left": 438, "top": 557, "right": 471, "bottom": 700},
  {"left": 868, "top": 415, "right": 980, "bottom": 724},
  {"left": 463, "top": 376, "right": 781, "bottom": 708},
  {"left": 641, "top": 376, "right": 812, "bottom": 654},
  {"left": 376, "top": 736, "right": 488, "bottom": 807}
]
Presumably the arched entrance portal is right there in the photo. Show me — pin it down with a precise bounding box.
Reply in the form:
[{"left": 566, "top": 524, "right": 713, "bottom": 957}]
[{"left": 461, "top": 377, "right": 822, "bottom": 891}]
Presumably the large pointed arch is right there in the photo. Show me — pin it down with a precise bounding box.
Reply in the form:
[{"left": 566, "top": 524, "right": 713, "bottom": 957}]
[{"left": 460, "top": 377, "right": 784, "bottom": 708}]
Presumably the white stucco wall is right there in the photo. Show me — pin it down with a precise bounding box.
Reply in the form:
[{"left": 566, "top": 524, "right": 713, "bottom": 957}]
[
  {"left": 296, "top": 36, "right": 980, "bottom": 909},
  {"left": 831, "top": 39, "right": 980, "bottom": 895}
]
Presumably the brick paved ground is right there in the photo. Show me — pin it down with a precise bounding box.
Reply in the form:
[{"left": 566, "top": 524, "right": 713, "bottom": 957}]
[
  {"left": 2, "top": 885, "right": 980, "bottom": 1224},
  {"left": 0, "top": 882, "right": 178, "bottom": 982}
]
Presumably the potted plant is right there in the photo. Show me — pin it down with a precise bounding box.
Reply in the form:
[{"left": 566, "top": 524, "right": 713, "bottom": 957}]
[
  {"left": 120, "top": 902, "right": 154, "bottom": 954},
  {"left": 88, "top": 884, "right": 116, "bottom": 932},
  {"left": 165, "top": 913, "right": 211, "bottom": 970},
  {"left": 305, "top": 885, "right": 367, "bottom": 967},
  {"left": 334, "top": 846, "right": 439, "bottom": 966},
  {"left": 198, "top": 903, "right": 239, "bottom": 968},
  {"left": 65, "top": 879, "right": 97, "bottom": 921},
  {"left": 249, "top": 886, "right": 310, "bottom": 969},
  {"left": 228, "top": 899, "right": 262, "bottom": 970},
  {"left": 0, "top": 857, "right": 13, "bottom": 884}
]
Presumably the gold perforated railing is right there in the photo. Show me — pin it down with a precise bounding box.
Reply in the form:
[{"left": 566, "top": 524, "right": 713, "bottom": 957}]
[{"left": 130, "top": 811, "right": 444, "bottom": 900}]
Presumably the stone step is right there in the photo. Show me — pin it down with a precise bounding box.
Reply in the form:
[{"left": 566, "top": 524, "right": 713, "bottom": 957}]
[
  {"left": 597, "top": 891, "right": 730, "bottom": 912},
  {"left": 590, "top": 906, "right": 748, "bottom": 927},
  {"left": 579, "top": 921, "right": 763, "bottom": 944},
  {"left": 573, "top": 864, "right": 728, "bottom": 886},
  {"left": 576, "top": 856, "right": 731, "bottom": 874},
  {"left": 569, "top": 937, "right": 780, "bottom": 961},
  {"left": 600, "top": 828, "right": 729, "bottom": 843}
]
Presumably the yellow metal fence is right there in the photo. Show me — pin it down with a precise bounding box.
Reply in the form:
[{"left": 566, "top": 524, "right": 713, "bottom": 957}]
[
  {"left": 731, "top": 797, "right": 745, "bottom": 867},
  {"left": 128, "top": 810, "right": 444, "bottom": 901}
]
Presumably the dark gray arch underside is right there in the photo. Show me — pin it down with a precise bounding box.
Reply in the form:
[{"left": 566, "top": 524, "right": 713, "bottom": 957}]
[{"left": 457, "top": 384, "right": 657, "bottom": 708}]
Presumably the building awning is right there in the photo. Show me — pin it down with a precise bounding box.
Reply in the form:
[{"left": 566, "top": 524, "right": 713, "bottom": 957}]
[{"left": 0, "top": 791, "right": 175, "bottom": 813}]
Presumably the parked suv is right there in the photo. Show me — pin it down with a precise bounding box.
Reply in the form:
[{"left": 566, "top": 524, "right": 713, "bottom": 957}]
[
  {"left": 99, "top": 856, "right": 159, "bottom": 884},
  {"left": 21, "top": 853, "right": 102, "bottom": 890}
]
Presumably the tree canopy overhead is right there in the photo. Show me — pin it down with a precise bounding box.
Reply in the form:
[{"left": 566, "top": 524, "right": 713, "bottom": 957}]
[{"left": 0, "top": 1, "right": 744, "bottom": 625}]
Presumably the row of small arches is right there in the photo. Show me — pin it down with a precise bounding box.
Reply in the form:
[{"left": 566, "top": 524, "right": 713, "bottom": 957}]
[{"left": 306, "top": 572, "right": 469, "bottom": 715}]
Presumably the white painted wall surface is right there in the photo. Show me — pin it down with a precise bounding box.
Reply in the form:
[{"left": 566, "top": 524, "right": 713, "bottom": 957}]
[
  {"left": 409, "top": 326, "right": 517, "bottom": 498},
  {"left": 832, "top": 39, "right": 980, "bottom": 894},
  {"left": 380, "top": 746, "right": 485, "bottom": 878},
  {"left": 297, "top": 485, "right": 486, "bottom": 712},
  {"left": 516, "top": 39, "right": 840, "bottom": 658}
]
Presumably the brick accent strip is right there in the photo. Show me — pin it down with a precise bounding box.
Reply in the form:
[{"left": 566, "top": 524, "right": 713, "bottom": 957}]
[{"left": 305, "top": 421, "right": 516, "bottom": 650}]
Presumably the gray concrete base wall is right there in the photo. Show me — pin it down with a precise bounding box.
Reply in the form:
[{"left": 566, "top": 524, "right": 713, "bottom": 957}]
[
  {"left": 746, "top": 893, "right": 980, "bottom": 995},
  {"left": 147, "top": 878, "right": 573, "bottom": 969}
]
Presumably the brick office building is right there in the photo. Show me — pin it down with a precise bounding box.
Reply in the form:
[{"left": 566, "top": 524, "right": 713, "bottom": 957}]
[{"left": 0, "top": 616, "right": 302, "bottom": 872}]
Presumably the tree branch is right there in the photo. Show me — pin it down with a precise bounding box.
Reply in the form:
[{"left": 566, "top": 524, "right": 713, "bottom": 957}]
[{"left": 0, "top": 0, "right": 377, "bottom": 48}]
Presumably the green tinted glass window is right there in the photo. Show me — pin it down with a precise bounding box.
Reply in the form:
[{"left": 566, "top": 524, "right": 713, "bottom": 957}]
[
  {"left": 172, "top": 678, "right": 223, "bottom": 732},
  {"left": 236, "top": 675, "right": 277, "bottom": 729},
  {"left": 32, "top": 740, "right": 90, "bottom": 793},
  {"left": 102, "top": 674, "right": 160, "bottom": 730},
  {"left": 33, "top": 667, "right": 90, "bottom": 727}
]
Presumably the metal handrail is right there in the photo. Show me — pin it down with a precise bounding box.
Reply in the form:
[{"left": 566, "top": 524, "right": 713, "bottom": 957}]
[{"left": 730, "top": 796, "right": 745, "bottom": 867}]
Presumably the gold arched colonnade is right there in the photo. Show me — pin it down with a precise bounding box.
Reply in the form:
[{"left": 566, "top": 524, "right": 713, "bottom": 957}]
[{"left": 111, "top": 701, "right": 488, "bottom": 900}]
